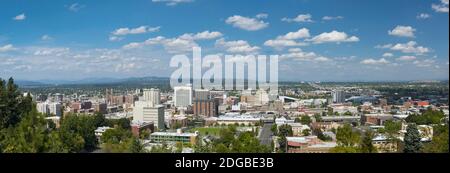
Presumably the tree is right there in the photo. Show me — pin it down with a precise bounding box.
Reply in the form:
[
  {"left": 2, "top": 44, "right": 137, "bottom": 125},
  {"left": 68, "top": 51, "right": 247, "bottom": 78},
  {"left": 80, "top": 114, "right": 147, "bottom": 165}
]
[
  {"left": 406, "top": 109, "right": 445, "bottom": 125},
  {"left": 383, "top": 120, "right": 401, "bottom": 135},
  {"left": 129, "top": 138, "right": 146, "bottom": 153},
  {"left": 300, "top": 116, "right": 312, "bottom": 125},
  {"left": 270, "top": 124, "right": 278, "bottom": 136},
  {"left": 335, "top": 124, "right": 360, "bottom": 147},
  {"left": 302, "top": 129, "right": 311, "bottom": 136},
  {"left": 0, "top": 78, "right": 33, "bottom": 129},
  {"left": 423, "top": 124, "right": 448, "bottom": 153},
  {"left": 360, "top": 130, "right": 377, "bottom": 153},
  {"left": 403, "top": 123, "right": 422, "bottom": 153}
]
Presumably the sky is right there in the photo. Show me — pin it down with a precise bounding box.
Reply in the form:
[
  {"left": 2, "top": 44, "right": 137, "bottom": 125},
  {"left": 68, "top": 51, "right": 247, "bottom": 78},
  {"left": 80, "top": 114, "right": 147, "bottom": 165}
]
[{"left": 0, "top": 0, "right": 449, "bottom": 82}]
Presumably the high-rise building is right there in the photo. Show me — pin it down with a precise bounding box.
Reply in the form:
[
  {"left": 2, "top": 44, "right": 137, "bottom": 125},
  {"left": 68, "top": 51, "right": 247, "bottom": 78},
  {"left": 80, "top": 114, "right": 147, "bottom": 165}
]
[
  {"left": 54, "top": 93, "right": 63, "bottom": 103},
  {"left": 49, "top": 102, "right": 62, "bottom": 117},
  {"left": 194, "top": 89, "right": 210, "bottom": 101},
  {"left": 174, "top": 85, "right": 193, "bottom": 107},
  {"left": 133, "top": 101, "right": 165, "bottom": 129},
  {"left": 143, "top": 88, "right": 160, "bottom": 107},
  {"left": 193, "top": 98, "right": 219, "bottom": 117},
  {"left": 332, "top": 90, "right": 345, "bottom": 103},
  {"left": 37, "top": 102, "right": 49, "bottom": 115}
]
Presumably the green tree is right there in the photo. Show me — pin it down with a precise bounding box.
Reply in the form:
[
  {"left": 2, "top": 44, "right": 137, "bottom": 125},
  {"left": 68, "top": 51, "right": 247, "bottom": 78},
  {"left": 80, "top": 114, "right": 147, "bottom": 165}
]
[
  {"left": 423, "top": 124, "right": 448, "bottom": 153},
  {"left": 403, "top": 123, "right": 422, "bottom": 153},
  {"left": 302, "top": 129, "right": 311, "bottom": 136},
  {"left": 360, "top": 130, "right": 377, "bottom": 153},
  {"left": 335, "top": 124, "right": 360, "bottom": 147},
  {"left": 300, "top": 116, "right": 312, "bottom": 125}
]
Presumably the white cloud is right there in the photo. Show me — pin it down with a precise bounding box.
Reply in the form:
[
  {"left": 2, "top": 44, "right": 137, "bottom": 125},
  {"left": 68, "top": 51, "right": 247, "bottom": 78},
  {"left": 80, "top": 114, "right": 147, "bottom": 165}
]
[
  {"left": 278, "top": 28, "right": 311, "bottom": 40},
  {"left": 179, "top": 31, "right": 223, "bottom": 40},
  {"left": 33, "top": 47, "right": 70, "bottom": 56},
  {"left": 307, "top": 30, "right": 359, "bottom": 44},
  {"left": 215, "top": 38, "right": 260, "bottom": 54},
  {"left": 417, "top": 13, "right": 431, "bottom": 19},
  {"left": 13, "top": 13, "right": 26, "bottom": 21},
  {"left": 280, "top": 48, "right": 330, "bottom": 62},
  {"left": 396, "top": 55, "right": 417, "bottom": 61},
  {"left": 413, "top": 59, "right": 436, "bottom": 67},
  {"left": 388, "top": 25, "right": 416, "bottom": 38},
  {"left": 322, "top": 16, "right": 344, "bottom": 21},
  {"left": 152, "top": 0, "right": 194, "bottom": 6},
  {"left": 360, "top": 58, "right": 390, "bottom": 65},
  {"left": 432, "top": 0, "right": 449, "bottom": 13},
  {"left": 390, "top": 41, "right": 430, "bottom": 54},
  {"left": 0, "top": 44, "right": 17, "bottom": 52},
  {"left": 225, "top": 15, "right": 269, "bottom": 31},
  {"left": 68, "top": 3, "right": 85, "bottom": 12},
  {"left": 112, "top": 26, "right": 160, "bottom": 36},
  {"left": 256, "top": 13, "right": 268, "bottom": 19},
  {"left": 264, "top": 39, "right": 307, "bottom": 49},
  {"left": 382, "top": 53, "right": 394, "bottom": 57},
  {"left": 109, "top": 36, "right": 124, "bottom": 42},
  {"left": 264, "top": 28, "right": 310, "bottom": 49},
  {"left": 282, "top": 14, "right": 313, "bottom": 23},
  {"left": 41, "top": 35, "right": 53, "bottom": 41}
]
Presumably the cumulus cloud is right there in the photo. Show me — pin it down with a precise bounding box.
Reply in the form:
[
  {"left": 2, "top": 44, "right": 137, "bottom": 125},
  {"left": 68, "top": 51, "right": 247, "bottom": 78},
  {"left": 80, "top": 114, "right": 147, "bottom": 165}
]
[
  {"left": 112, "top": 26, "right": 160, "bottom": 36},
  {"left": 360, "top": 58, "right": 390, "bottom": 65},
  {"left": 307, "top": 30, "right": 359, "bottom": 44},
  {"left": 255, "top": 13, "right": 268, "bottom": 19},
  {"left": 13, "top": 13, "right": 26, "bottom": 21},
  {"left": 41, "top": 35, "right": 53, "bottom": 41},
  {"left": 215, "top": 38, "right": 260, "bottom": 54},
  {"left": 122, "top": 30, "right": 221, "bottom": 54},
  {"left": 280, "top": 48, "right": 330, "bottom": 62},
  {"left": 282, "top": 14, "right": 313, "bottom": 22},
  {"left": 376, "top": 41, "right": 430, "bottom": 55},
  {"left": 225, "top": 15, "right": 269, "bottom": 31},
  {"left": 179, "top": 31, "right": 223, "bottom": 40},
  {"left": 383, "top": 53, "right": 394, "bottom": 57},
  {"left": 388, "top": 25, "right": 416, "bottom": 38},
  {"left": 0, "top": 44, "right": 18, "bottom": 52},
  {"left": 396, "top": 55, "right": 417, "bottom": 61},
  {"left": 152, "top": 0, "right": 194, "bottom": 6},
  {"left": 417, "top": 13, "right": 431, "bottom": 19},
  {"left": 432, "top": 0, "right": 449, "bottom": 13},
  {"left": 264, "top": 28, "right": 310, "bottom": 49},
  {"left": 390, "top": 41, "right": 430, "bottom": 54},
  {"left": 322, "top": 16, "right": 344, "bottom": 21}
]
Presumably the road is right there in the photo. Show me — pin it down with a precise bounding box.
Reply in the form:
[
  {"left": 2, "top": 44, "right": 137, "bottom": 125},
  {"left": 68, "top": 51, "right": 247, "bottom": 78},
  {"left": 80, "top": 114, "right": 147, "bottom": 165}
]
[{"left": 259, "top": 123, "right": 274, "bottom": 146}]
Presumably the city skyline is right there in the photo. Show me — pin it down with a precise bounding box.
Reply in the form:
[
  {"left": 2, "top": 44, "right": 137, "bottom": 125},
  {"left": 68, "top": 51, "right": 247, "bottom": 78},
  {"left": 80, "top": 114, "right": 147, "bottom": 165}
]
[{"left": 0, "top": 0, "right": 449, "bottom": 81}]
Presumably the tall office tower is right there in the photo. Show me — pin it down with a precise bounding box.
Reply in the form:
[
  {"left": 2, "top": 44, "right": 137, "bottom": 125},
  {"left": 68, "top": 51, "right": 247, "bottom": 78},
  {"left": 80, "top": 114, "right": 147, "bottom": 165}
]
[
  {"left": 54, "top": 93, "right": 63, "bottom": 103},
  {"left": 194, "top": 89, "right": 210, "bottom": 101},
  {"left": 174, "top": 85, "right": 193, "bottom": 107},
  {"left": 49, "top": 102, "right": 62, "bottom": 117},
  {"left": 143, "top": 88, "right": 161, "bottom": 107},
  {"left": 36, "top": 102, "right": 49, "bottom": 115},
  {"left": 332, "top": 90, "right": 345, "bottom": 103},
  {"left": 133, "top": 101, "right": 165, "bottom": 129}
]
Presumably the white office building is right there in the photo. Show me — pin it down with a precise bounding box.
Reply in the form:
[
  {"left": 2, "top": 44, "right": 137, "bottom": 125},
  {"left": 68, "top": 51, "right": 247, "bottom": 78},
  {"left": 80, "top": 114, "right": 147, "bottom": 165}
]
[
  {"left": 133, "top": 101, "right": 165, "bottom": 129},
  {"left": 49, "top": 102, "right": 62, "bottom": 117},
  {"left": 143, "top": 88, "right": 160, "bottom": 107},
  {"left": 174, "top": 85, "right": 193, "bottom": 107}
]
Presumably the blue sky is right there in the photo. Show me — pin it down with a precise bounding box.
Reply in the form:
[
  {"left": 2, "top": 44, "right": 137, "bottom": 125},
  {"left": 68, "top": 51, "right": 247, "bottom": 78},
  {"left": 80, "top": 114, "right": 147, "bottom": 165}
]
[{"left": 0, "top": 0, "right": 448, "bottom": 81}]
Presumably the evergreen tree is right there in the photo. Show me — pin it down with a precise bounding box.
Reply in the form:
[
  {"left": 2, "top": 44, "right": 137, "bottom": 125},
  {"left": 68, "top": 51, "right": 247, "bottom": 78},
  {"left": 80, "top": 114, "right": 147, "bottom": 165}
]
[{"left": 403, "top": 123, "right": 422, "bottom": 153}]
